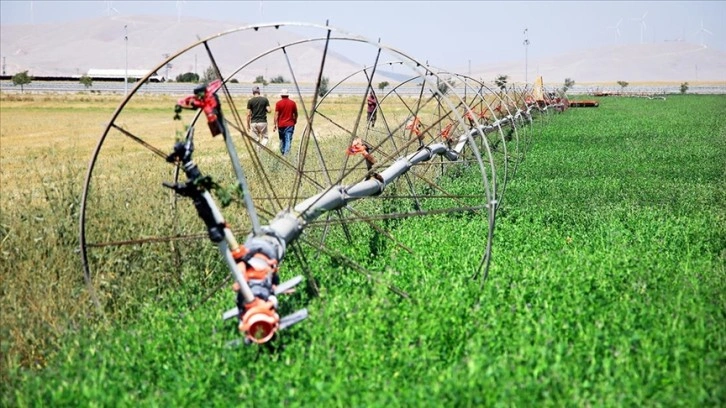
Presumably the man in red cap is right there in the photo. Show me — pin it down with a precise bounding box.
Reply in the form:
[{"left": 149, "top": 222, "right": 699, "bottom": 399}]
[{"left": 273, "top": 89, "right": 298, "bottom": 156}]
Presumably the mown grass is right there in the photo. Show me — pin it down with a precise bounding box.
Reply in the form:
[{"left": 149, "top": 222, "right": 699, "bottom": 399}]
[{"left": 2, "top": 94, "right": 725, "bottom": 406}]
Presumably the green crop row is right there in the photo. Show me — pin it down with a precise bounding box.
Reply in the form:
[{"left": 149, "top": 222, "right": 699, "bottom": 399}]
[{"left": 2, "top": 95, "right": 725, "bottom": 407}]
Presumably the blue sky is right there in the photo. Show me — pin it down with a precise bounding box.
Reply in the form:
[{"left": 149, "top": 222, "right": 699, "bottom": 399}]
[{"left": 1, "top": 1, "right": 724, "bottom": 68}]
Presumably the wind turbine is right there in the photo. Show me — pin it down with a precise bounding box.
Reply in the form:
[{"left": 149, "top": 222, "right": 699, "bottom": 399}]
[
  {"left": 631, "top": 12, "right": 648, "bottom": 44},
  {"left": 523, "top": 28, "right": 530, "bottom": 84},
  {"left": 105, "top": 1, "right": 120, "bottom": 16},
  {"left": 124, "top": 25, "right": 128, "bottom": 95},
  {"left": 695, "top": 20, "right": 713, "bottom": 47},
  {"left": 176, "top": 0, "right": 186, "bottom": 23},
  {"left": 606, "top": 18, "right": 623, "bottom": 43}
]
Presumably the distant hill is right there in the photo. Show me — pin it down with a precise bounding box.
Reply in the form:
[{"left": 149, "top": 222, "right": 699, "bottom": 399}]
[
  {"left": 2, "top": 16, "right": 724, "bottom": 85},
  {"left": 467, "top": 42, "right": 726, "bottom": 84},
  {"left": 0, "top": 16, "right": 379, "bottom": 83}
]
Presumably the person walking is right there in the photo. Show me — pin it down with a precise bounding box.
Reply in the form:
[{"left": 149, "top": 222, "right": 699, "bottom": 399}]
[
  {"left": 366, "top": 91, "right": 378, "bottom": 128},
  {"left": 273, "top": 89, "right": 298, "bottom": 156},
  {"left": 246, "top": 86, "right": 271, "bottom": 148}
]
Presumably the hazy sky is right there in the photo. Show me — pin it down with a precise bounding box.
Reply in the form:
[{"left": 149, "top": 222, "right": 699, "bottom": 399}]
[{"left": 1, "top": 1, "right": 724, "bottom": 69}]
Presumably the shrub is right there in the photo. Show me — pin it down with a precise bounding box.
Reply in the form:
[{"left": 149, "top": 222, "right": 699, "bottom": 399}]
[
  {"left": 11, "top": 70, "right": 32, "bottom": 92},
  {"left": 80, "top": 75, "right": 93, "bottom": 89},
  {"left": 495, "top": 74, "right": 508, "bottom": 92},
  {"left": 318, "top": 76, "right": 329, "bottom": 97},
  {"left": 270, "top": 75, "right": 288, "bottom": 84},
  {"left": 680, "top": 82, "right": 689, "bottom": 94},
  {"left": 175, "top": 72, "right": 199, "bottom": 83}
]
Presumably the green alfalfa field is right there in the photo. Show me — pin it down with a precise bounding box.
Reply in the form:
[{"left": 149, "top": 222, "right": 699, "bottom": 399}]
[{"left": 1, "top": 93, "right": 724, "bottom": 406}]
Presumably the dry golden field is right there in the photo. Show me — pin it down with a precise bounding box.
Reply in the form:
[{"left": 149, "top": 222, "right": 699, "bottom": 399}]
[{"left": 0, "top": 92, "right": 377, "bottom": 203}]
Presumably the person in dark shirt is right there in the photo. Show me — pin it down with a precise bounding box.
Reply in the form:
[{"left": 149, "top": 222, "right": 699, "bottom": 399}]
[
  {"left": 247, "top": 86, "right": 271, "bottom": 148},
  {"left": 366, "top": 91, "right": 378, "bottom": 128}
]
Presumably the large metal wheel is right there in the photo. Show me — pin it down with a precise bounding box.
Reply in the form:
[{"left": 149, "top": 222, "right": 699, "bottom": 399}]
[{"left": 78, "top": 22, "right": 538, "bottom": 332}]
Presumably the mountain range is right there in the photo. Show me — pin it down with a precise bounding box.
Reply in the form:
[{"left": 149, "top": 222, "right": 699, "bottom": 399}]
[
  {"left": 467, "top": 42, "right": 726, "bottom": 84},
  {"left": 1, "top": 15, "right": 724, "bottom": 84}
]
